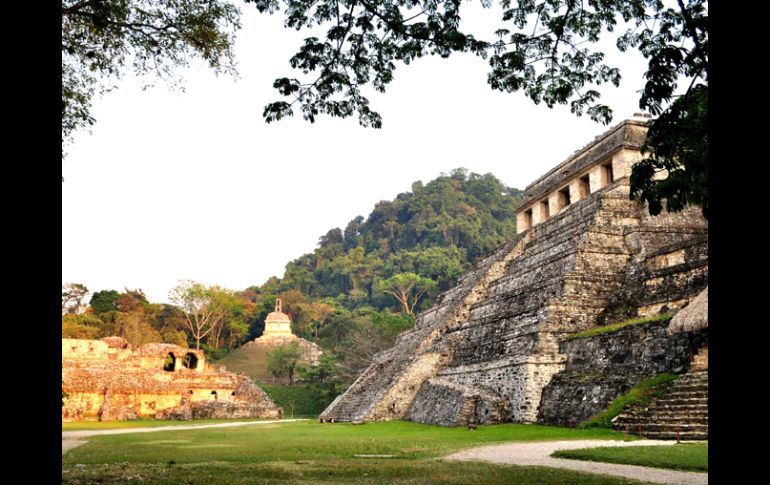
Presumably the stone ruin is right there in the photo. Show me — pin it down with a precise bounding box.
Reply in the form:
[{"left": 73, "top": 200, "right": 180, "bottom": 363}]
[
  {"left": 320, "top": 115, "right": 708, "bottom": 434},
  {"left": 62, "top": 337, "right": 283, "bottom": 421}
]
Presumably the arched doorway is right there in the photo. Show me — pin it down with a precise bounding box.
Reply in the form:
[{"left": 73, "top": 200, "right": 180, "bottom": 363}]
[
  {"left": 183, "top": 353, "right": 198, "bottom": 370},
  {"left": 163, "top": 353, "right": 175, "bottom": 372}
]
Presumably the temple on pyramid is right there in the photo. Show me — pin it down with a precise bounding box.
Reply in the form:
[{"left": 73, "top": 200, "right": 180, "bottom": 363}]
[{"left": 260, "top": 299, "right": 296, "bottom": 340}]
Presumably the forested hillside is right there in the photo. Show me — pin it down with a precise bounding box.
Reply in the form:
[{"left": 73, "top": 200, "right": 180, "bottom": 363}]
[{"left": 63, "top": 168, "right": 522, "bottom": 384}]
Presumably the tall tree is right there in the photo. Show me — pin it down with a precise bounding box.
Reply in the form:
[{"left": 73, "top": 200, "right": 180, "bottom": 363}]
[
  {"left": 168, "top": 280, "right": 235, "bottom": 349},
  {"left": 266, "top": 341, "right": 304, "bottom": 384},
  {"left": 62, "top": 0, "right": 241, "bottom": 160},
  {"left": 377, "top": 272, "right": 437, "bottom": 315},
  {"left": 62, "top": 283, "right": 89, "bottom": 314},
  {"left": 89, "top": 289, "right": 120, "bottom": 314},
  {"left": 251, "top": 0, "right": 708, "bottom": 215}
]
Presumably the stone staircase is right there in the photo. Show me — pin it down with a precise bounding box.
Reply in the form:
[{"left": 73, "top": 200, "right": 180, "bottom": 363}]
[{"left": 612, "top": 370, "right": 708, "bottom": 440}]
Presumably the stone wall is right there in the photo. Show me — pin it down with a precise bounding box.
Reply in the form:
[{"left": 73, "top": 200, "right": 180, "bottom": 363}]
[
  {"left": 538, "top": 321, "right": 707, "bottom": 426},
  {"left": 62, "top": 337, "right": 282, "bottom": 421}
]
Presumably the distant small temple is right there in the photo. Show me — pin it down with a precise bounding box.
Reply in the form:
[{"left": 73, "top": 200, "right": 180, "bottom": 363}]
[
  {"left": 260, "top": 299, "right": 297, "bottom": 340},
  {"left": 235, "top": 298, "right": 322, "bottom": 378}
]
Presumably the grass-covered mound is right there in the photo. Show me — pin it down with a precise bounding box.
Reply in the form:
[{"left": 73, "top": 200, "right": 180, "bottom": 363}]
[
  {"left": 552, "top": 443, "right": 708, "bottom": 472},
  {"left": 215, "top": 343, "right": 282, "bottom": 384}
]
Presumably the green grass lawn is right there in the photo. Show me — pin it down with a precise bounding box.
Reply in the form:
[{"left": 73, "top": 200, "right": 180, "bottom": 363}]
[
  {"left": 552, "top": 443, "right": 708, "bottom": 472},
  {"left": 63, "top": 421, "right": 651, "bottom": 484},
  {"left": 62, "top": 418, "right": 283, "bottom": 431}
]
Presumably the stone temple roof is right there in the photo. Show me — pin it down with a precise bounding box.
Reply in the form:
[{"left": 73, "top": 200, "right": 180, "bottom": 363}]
[{"left": 265, "top": 311, "right": 291, "bottom": 323}]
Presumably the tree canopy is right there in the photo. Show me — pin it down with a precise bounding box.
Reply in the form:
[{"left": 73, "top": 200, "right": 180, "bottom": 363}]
[
  {"left": 250, "top": 0, "right": 708, "bottom": 216},
  {"left": 266, "top": 341, "right": 304, "bottom": 384},
  {"left": 168, "top": 280, "right": 241, "bottom": 349},
  {"left": 277, "top": 169, "right": 521, "bottom": 312},
  {"left": 62, "top": 283, "right": 89, "bottom": 314},
  {"left": 377, "top": 272, "right": 437, "bottom": 315},
  {"left": 61, "top": 0, "right": 241, "bottom": 160}
]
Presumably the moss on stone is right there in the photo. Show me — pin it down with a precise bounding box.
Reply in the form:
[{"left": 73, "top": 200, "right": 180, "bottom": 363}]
[{"left": 565, "top": 313, "right": 674, "bottom": 341}]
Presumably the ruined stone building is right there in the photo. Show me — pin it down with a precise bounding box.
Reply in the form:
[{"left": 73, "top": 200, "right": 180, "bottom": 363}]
[
  {"left": 320, "top": 115, "right": 708, "bottom": 439},
  {"left": 62, "top": 336, "right": 282, "bottom": 421}
]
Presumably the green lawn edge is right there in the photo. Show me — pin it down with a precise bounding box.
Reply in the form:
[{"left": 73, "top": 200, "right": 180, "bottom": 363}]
[{"left": 551, "top": 443, "right": 708, "bottom": 472}]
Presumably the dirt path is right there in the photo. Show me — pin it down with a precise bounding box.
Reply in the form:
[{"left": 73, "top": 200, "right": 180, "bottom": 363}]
[
  {"left": 445, "top": 440, "right": 707, "bottom": 485},
  {"left": 62, "top": 418, "right": 305, "bottom": 453}
]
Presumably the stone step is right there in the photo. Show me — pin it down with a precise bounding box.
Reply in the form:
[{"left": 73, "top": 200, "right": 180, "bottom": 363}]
[
  {"left": 671, "top": 381, "right": 708, "bottom": 390},
  {"left": 655, "top": 403, "right": 709, "bottom": 413},
  {"left": 677, "top": 378, "right": 708, "bottom": 386},
  {"left": 659, "top": 392, "right": 708, "bottom": 400},
  {"left": 635, "top": 431, "right": 708, "bottom": 441},
  {"left": 645, "top": 407, "right": 708, "bottom": 416},
  {"left": 659, "top": 390, "right": 708, "bottom": 400},
  {"left": 616, "top": 410, "right": 708, "bottom": 421},
  {"left": 678, "top": 372, "right": 708, "bottom": 381},
  {"left": 616, "top": 423, "right": 709, "bottom": 433},
  {"left": 614, "top": 413, "right": 707, "bottom": 423}
]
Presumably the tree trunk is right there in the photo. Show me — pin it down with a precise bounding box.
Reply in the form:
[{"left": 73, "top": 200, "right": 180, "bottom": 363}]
[{"left": 398, "top": 289, "right": 411, "bottom": 315}]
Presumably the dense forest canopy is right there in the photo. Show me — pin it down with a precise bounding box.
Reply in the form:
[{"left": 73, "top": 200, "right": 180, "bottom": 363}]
[{"left": 63, "top": 168, "right": 521, "bottom": 381}]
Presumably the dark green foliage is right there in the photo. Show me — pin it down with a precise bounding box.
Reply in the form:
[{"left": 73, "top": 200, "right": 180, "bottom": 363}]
[
  {"left": 61, "top": 0, "right": 241, "bottom": 160},
  {"left": 260, "top": 384, "right": 327, "bottom": 417},
  {"left": 631, "top": 84, "right": 708, "bottom": 218},
  {"left": 281, "top": 169, "right": 520, "bottom": 311},
  {"left": 251, "top": 0, "right": 708, "bottom": 215},
  {"left": 297, "top": 354, "right": 348, "bottom": 411},
  {"left": 377, "top": 272, "right": 437, "bottom": 315},
  {"left": 239, "top": 170, "right": 520, "bottom": 386},
  {"left": 317, "top": 307, "right": 415, "bottom": 382},
  {"left": 89, "top": 290, "right": 120, "bottom": 314},
  {"left": 266, "top": 342, "right": 304, "bottom": 384},
  {"left": 199, "top": 343, "right": 228, "bottom": 361}
]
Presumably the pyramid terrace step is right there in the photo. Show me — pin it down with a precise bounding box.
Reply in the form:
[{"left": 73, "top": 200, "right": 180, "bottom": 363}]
[
  {"left": 659, "top": 391, "right": 708, "bottom": 399},
  {"left": 633, "top": 416, "right": 709, "bottom": 425},
  {"left": 636, "top": 431, "right": 708, "bottom": 441},
  {"left": 654, "top": 403, "right": 709, "bottom": 412},
  {"left": 669, "top": 384, "right": 708, "bottom": 393},
  {"left": 617, "top": 423, "right": 708, "bottom": 432}
]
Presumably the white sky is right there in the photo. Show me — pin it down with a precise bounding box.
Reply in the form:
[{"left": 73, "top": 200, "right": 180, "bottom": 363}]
[{"left": 62, "top": 4, "right": 652, "bottom": 304}]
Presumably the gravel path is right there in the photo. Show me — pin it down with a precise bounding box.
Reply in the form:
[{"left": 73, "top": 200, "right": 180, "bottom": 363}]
[
  {"left": 445, "top": 440, "right": 707, "bottom": 485},
  {"left": 62, "top": 418, "right": 305, "bottom": 453}
]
